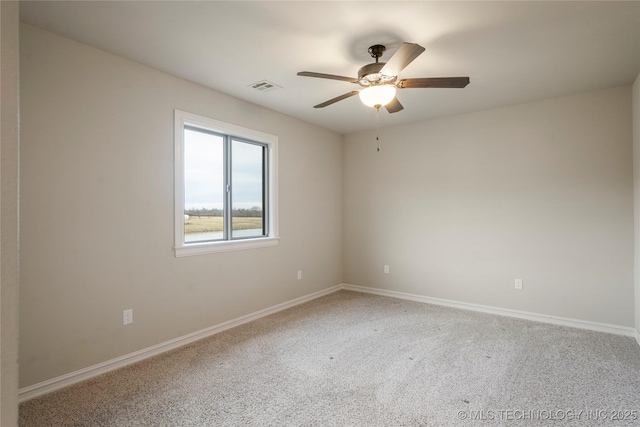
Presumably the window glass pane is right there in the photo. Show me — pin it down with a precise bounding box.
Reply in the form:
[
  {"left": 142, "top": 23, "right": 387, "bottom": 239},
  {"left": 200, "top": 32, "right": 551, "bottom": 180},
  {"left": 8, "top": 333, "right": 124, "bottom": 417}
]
[
  {"left": 231, "top": 140, "right": 265, "bottom": 239},
  {"left": 184, "top": 129, "right": 225, "bottom": 242}
]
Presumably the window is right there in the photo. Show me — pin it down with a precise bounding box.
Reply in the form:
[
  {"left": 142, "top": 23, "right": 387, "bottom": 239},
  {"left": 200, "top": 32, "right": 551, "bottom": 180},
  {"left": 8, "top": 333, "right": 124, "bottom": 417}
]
[{"left": 174, "top": 110, "right": 278, "bottom": 256}]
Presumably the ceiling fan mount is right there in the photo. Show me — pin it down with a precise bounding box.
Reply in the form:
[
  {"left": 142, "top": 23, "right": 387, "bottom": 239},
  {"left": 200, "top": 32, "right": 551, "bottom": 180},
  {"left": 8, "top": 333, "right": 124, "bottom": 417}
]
[
  {"left": 297, "top": 42, "right": 470, "bottom": 113},
  {"left": 367, "top": 44, "right": 386, "bottom": 61}
]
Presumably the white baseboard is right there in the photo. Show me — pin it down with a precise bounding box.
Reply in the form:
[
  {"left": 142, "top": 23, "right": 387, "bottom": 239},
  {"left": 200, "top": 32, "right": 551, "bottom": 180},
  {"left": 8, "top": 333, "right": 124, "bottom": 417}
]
[
  {"left": 342, "top": 284, "right": 639, "bottom": 339},
  {"left": 19, "top": 283, "right": 640, "bottom": 402},
  {"left": 18, "top": 284, "right": 344, "bottom": 402}
]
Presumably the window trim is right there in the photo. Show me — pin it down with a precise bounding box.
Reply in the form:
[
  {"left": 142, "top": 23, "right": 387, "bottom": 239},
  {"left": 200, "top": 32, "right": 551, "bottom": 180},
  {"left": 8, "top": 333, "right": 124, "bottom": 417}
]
[{"left": 174, "top": 110, "right": 279, "bottom": 257}]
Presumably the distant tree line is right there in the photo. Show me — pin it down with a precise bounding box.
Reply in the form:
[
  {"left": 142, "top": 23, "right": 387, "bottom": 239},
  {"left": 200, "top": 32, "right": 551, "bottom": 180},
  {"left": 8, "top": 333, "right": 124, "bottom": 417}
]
[{"left": 185, "top": 207, "right": 262, "bottom": 217}]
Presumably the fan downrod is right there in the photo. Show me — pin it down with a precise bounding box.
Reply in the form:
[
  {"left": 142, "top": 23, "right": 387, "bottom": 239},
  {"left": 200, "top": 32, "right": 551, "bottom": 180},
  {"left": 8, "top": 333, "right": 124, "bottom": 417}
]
[{"left": 368, "top": 45, "right": 386, "bottom": 63}]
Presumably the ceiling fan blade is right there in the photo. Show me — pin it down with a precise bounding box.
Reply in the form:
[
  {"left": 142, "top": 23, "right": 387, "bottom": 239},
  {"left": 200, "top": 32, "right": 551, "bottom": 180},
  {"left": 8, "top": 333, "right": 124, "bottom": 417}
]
[
  {"left": 397, "top": 77, "right": 470, "bottom": 89},
  {"left": 380, "top": 43, "right": 425, "bottom": 76},
  {"left": 385, "top": 97, "right": 404, "bottom": 114},
  {"left": 297, "top": 71, "right": 358, "bottom": 83},
  {"left": 313, "top": 91, "right": 360, "bottom": 108}
]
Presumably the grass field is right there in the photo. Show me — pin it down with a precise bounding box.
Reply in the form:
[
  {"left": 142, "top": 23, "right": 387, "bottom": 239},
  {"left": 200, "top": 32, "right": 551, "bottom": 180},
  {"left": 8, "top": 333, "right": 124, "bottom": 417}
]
[{"left": 184, "top": 216, "right": 262, "bottom": 233}]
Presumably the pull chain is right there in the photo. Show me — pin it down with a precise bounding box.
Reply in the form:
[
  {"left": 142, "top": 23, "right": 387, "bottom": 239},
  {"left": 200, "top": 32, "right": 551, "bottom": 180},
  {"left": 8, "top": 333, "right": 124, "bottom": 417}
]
[{"left": 375, "top": 106, "right": 380, "bottom": 151}]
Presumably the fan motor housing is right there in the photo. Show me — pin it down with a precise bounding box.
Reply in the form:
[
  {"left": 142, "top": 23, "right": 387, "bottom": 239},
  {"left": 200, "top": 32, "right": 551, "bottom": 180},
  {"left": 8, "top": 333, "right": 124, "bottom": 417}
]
[{"left": 357, "top": 62, "right": 397, "bottom": 87}]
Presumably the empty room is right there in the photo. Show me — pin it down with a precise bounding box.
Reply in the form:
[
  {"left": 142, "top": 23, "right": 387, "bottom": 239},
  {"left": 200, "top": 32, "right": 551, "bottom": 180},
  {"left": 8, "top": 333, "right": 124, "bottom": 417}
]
[{"left": 1, "top": 1, "right": 640, "bottom": 425}]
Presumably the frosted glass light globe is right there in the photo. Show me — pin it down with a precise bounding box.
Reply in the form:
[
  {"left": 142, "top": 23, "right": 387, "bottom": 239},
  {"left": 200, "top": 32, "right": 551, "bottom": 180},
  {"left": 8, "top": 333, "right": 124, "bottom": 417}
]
[{"left": 359, "top": 85, "right": 396, "bottom": 108}]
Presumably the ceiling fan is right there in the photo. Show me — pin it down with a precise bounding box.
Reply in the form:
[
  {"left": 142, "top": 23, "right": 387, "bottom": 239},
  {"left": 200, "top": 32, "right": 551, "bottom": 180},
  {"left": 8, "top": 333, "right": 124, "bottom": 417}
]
[{"left": 298, "top": 42, "right": 470, "bottom": 113}]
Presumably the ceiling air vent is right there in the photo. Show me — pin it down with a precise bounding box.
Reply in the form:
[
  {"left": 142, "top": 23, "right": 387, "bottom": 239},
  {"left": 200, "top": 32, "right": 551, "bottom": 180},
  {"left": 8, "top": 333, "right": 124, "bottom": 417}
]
[{"left": 248, "top": 80, "right": 282, "bottom": 93}]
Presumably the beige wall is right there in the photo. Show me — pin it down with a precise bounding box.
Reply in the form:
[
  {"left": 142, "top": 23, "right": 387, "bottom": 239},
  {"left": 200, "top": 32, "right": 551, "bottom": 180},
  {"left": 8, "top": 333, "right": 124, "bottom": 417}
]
[
  {"left": 1, "top": 1, "right": 20, "bottom": 424},
  {"left": 344, "top": 87, "right": 634, "bottom": 327},
  {"left": 634, "top": 72, "right": 640, "bottom": 333},
  {"left": 19, "top": 24, "right": 343, "bottom": 388}
]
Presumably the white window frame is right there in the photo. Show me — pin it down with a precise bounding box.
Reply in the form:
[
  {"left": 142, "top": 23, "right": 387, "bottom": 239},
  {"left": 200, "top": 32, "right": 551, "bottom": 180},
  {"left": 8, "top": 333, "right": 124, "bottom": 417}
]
[{"left": 174, "top": 110, "right": 279, "bottom": 257}]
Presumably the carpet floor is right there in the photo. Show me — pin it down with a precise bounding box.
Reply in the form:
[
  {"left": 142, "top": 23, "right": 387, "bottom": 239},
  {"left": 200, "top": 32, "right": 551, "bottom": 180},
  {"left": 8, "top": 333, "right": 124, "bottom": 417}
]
[{"left": 19, "top": 290, "right": 640, "bottom": 426}]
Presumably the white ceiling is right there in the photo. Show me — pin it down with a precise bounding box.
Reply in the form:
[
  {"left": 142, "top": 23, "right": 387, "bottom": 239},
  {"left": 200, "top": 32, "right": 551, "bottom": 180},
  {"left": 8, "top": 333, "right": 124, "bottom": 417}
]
[{"left": 19, "top": 1, "right": 640, "bottom": 134}]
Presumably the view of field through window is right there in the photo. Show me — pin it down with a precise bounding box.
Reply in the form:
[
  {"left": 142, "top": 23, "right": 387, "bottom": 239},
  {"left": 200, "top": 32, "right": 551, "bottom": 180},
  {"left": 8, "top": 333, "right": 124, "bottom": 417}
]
[{"left": 183, "top": 128, "right": 265, "bottom": 242}]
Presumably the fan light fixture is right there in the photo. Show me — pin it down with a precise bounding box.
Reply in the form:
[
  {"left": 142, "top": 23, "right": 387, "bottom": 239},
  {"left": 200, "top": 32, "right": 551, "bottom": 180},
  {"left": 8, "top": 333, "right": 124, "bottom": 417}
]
[
  {"left": 359, "top": 85, "right": 396, "bottom": 108},
  {"left": 298, "top": 42, "right": 470, "bottom": 151}
]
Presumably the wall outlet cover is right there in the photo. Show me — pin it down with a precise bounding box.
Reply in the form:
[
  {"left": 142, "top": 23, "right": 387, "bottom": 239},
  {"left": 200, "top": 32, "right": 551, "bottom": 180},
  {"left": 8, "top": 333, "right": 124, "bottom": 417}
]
[
  {"left": 515, "top": 279, "right": 523, "bottom": 290},
  {"left": 123, "top": 309, "right": 133, "bottom": 325}
]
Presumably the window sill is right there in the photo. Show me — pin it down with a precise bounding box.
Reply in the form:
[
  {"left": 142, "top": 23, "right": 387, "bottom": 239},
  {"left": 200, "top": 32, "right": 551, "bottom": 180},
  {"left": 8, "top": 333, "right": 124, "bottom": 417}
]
[{"left": 174, "top": 237, "right": 279, "bottom": 257}]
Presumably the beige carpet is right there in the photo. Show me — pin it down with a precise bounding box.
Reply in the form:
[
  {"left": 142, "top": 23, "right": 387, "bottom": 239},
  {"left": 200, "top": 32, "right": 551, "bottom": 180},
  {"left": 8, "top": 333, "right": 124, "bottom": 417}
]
[{"left": 19, "top": 290, "right": 640, "bottom": 426}]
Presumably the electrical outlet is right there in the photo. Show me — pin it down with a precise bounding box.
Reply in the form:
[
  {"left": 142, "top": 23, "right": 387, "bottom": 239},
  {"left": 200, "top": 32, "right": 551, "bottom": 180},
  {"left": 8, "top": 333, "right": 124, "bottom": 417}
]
[
  {"left": 123, "top": 309, "right": 133, "bottom": 325},
  {"left": 384, "top": 265, "right": 390, "bottom": 274},
  {"left": 514, "top": 279, "right": 523, "bottom": 290},
  {"left": 297, "top": 270, "right": 302, "bottom": 280}
]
